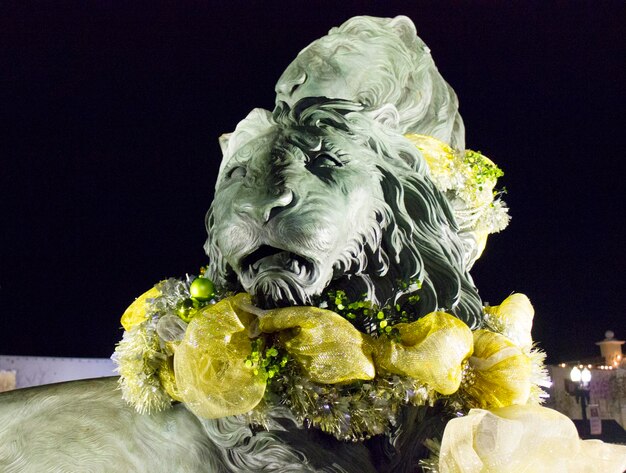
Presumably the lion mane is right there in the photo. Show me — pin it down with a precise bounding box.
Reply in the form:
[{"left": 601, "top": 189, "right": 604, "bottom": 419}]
[
  {"left": 276, "top": 15, "right": 466, "bottom": 150},
  {"left": 204, "top": 98, "right": 483, "bottom": 328}
]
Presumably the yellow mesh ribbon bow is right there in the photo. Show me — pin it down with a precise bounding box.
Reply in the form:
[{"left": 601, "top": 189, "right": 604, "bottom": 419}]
[
  {"left": 259, "top": 305, "right": 376, "bottom": 384},
  {"left": 375, "top": 311, "right": 474, "bottom": 395},
  {"left": 463, "top": 329, "right": 532, "bottom": 408},
  {"left": 174, "top": 293, "right": 266, "bottom": 419},
  {"left": 484, "top": 293, "right": 534, "bottom": 351},
  {"left": 120, "top": 286, "right": 160, "bottom": 331}
]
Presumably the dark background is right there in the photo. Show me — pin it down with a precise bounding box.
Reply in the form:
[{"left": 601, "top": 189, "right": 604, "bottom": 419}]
[{"left": 1, "top": 2, "right": 624, "bottom": 364}]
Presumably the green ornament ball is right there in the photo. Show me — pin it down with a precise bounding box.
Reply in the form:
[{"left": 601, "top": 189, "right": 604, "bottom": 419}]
[{"left": 190, "top": 277, "right": 215, "bottom": 301}]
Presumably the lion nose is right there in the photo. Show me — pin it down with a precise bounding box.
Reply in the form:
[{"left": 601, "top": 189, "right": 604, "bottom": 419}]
[
  {"left": 276, "top": 71, "right": 307, "bottom": 97},
  {"left": 236, "top": 188, "right": 294, "bottom": 223}
]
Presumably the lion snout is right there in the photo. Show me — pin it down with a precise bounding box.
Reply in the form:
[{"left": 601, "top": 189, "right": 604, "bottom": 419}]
[{"left": 234, "top": 187, "right": 295, "bottom": 224}]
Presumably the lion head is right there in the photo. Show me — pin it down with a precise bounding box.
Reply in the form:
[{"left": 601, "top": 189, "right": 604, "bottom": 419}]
[
  {"left": 275, "top": 15, "right": 466, "bottom": 150},
  {"left": 204, "top": 99, "right": 483, "bottom": 328}
]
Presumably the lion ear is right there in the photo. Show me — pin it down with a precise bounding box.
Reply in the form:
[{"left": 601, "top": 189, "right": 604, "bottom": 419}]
[
  {"left": 220, "top": 108, "right": 273, "bottom": 160},
  {"left": 369, "top": 104, "right": 401, "bottom": 130},
  {"left": 388, "top": 16, "right": 419, "bottom": 50},
  {"left": 219, "top": 133, "right": 232, "bottom": 155}
]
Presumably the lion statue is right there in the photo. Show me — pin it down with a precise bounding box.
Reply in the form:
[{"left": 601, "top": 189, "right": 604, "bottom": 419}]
[
  {"left": 275, "top": 15, "right": 465, "bottom": 150},
  {"left": 5, "top": 14, "right": 621, "bottom": 473}
]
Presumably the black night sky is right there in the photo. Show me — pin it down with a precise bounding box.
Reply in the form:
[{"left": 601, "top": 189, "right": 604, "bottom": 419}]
[{"left": 1, "top": 2, "right": 624, "bottom": 364}]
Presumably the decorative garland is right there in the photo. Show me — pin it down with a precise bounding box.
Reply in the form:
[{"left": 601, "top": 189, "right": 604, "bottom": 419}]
[
  {"left": 405, "top": 134, "right": 510, "bottom": 237},
  {"left": 405, "top": 135, "right": 510, "bottom": 269},
  {"left": 112, "top": 272, "right": 549, "bottom": 441}
]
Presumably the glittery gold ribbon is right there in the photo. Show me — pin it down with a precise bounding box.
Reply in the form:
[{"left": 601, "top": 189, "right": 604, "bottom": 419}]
[
  {"left": 120, "top": 286, "right": 160, "bottom": 331},
  {"left": 463, "top": 329, "right": 532, "bottom": 408},
  {"left": 375, "top": 311, "right": 474, "bottom": 395},
  {"left": 174, "top": 294, "right": 266, "bottom": 419},
  {"left": 259, "top": 305, "right": 376, "bottom": 384},
  {"left": 484, "top": 293, "right": 534, "bottom": 350}
]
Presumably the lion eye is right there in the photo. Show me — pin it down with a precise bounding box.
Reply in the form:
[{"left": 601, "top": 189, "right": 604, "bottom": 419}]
[
  {"left": 306, "top": 153, "right": 343, "bottom": 181},
  {"left": 227, "top": 166, "right": 247, "bottom": 179},
  {"left": 308, "top": 153, "right": 343, "bottom": 169}
]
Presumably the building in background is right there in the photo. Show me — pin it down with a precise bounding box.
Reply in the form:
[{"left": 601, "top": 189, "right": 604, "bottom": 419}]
[
  {"left": 545, "top": 330, "right": 626, "bottom": 442},
  {"left": 597, "top": 331, "right": 625, "bottom": 368}
]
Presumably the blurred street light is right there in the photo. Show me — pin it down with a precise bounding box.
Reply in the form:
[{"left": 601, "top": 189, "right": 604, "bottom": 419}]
[{"left": 569, "top": 366, "right": 592, "bottom": 420}]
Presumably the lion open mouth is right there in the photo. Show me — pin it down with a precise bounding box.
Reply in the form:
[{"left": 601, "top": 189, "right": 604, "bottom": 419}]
[{"left": 240, "top": 245, "right": 316, "bottom": 281}]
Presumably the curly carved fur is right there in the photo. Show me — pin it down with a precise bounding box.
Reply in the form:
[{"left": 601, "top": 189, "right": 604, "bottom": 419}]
[{"left": 276, "top": 15, "right": 465, "bottom": 150}]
